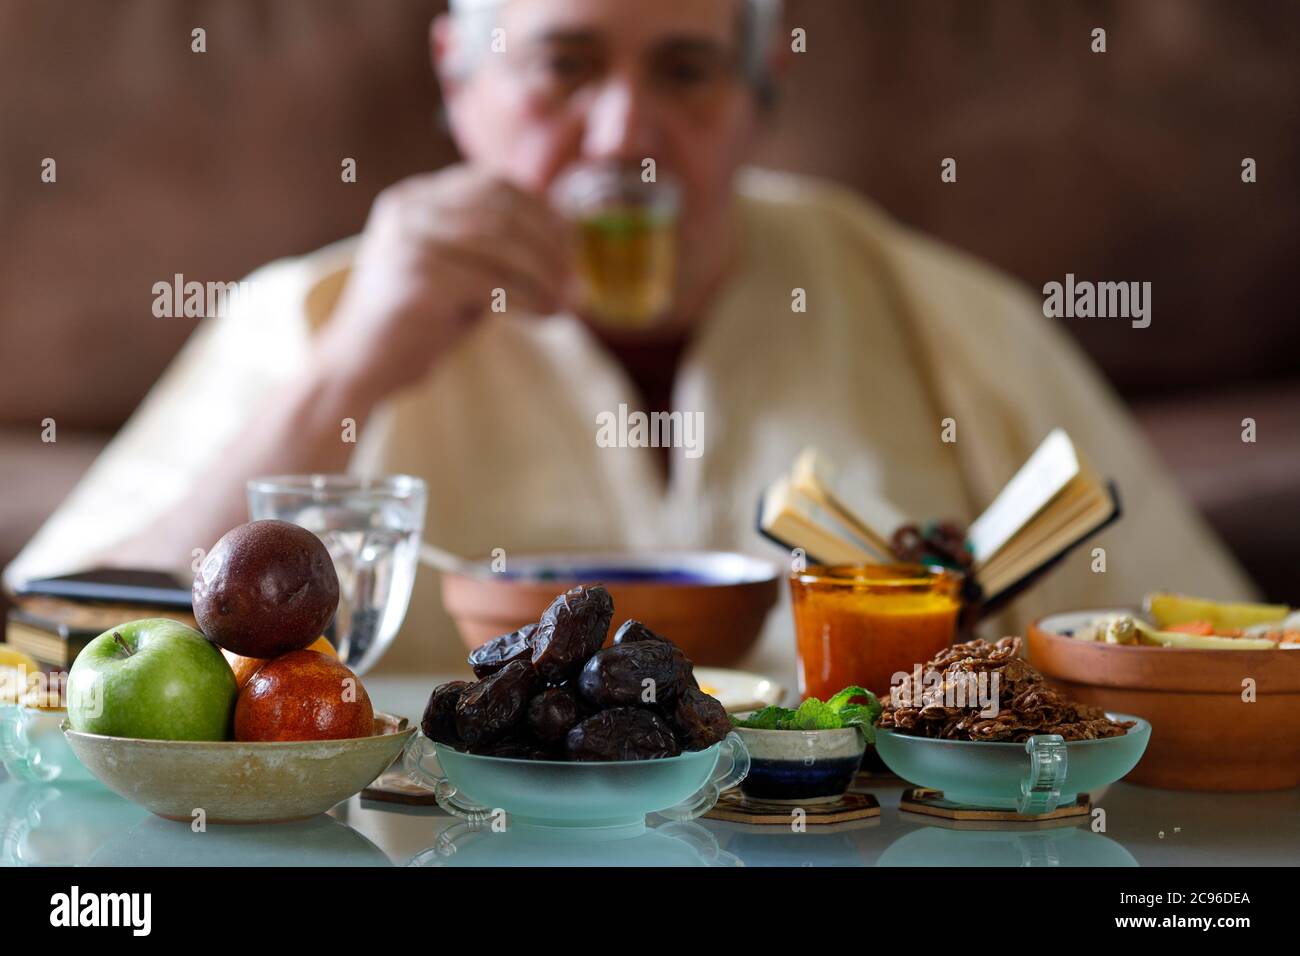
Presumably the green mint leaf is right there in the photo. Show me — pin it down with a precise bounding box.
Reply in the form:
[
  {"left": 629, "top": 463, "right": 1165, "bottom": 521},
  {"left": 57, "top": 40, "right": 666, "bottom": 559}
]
[
  {"left": 731, "top": 705, "right": 796, "bottom": 730},
  {"left": 826, "top": 685, "right": 879, "bottom": 715},
  {"left": 838, "top": 703, "right": 878, "bottom": 745},
  {"left": 791, "top": 697, "right": 842, "bottom": 730}
]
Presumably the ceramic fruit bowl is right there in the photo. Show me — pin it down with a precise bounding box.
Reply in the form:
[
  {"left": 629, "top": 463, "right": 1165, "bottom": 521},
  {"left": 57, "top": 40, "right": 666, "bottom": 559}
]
[
  {"left": 442, "top": 550, "right": 779, "bottom": 667},
  {"left": 875, "top": 715, "right": 1150, "bottom": 815},
  {"left": 63, "top": 713, "right": 414, "bottom": 823},
  {"left": 404, "top": 731, "right": 749, "bottom": 834},
  {"left": 1028, "top": 609, "right": 1300, "bottom": 790},
  {"left": 732, "top": 726, "right": 866, "bottom": 803}
]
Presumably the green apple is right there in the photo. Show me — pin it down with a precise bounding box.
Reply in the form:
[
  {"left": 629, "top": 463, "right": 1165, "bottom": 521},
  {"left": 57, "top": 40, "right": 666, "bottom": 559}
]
[{"left": 67, "top": 618, "right": 237, "bottom": 740}]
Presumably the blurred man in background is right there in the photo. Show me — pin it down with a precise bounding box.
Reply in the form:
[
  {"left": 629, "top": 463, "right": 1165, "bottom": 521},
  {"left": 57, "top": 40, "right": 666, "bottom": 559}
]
[{"left": 5, "top": 0, "right": 1252, "bottom": 677}]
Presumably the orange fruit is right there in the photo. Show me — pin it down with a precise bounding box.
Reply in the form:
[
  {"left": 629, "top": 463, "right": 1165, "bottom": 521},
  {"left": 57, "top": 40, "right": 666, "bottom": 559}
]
[{"left": 222, "top": 636, "right": 336, "bottom": 689}]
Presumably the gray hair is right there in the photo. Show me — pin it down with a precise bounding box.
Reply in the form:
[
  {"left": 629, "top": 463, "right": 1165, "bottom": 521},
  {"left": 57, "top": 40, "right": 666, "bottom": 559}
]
[{"left": 446, "top": 0, "right": 783, "bottom": 99}]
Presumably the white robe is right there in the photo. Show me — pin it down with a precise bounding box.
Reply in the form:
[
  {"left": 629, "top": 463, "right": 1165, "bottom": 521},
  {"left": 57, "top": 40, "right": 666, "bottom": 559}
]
[{"left": 5, "top": 169, "right": 1254, "bottom": 685}]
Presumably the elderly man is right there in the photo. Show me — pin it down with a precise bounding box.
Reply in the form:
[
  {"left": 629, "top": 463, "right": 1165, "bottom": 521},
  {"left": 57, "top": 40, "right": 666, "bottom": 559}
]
[{"left": 6, "top": 0, "right": 1251, "bottom": 679}]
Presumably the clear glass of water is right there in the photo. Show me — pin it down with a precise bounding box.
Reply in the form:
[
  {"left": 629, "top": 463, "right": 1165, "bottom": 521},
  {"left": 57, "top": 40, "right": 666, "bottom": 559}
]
[{"left": 246, "top": 474, "right": 426, "bottom": 675}]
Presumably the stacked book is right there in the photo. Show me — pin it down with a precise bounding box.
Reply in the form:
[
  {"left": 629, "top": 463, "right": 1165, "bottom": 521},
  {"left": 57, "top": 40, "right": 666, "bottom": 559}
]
[{"left": 5, "top": 571, "right": 193, "bottom": 671}]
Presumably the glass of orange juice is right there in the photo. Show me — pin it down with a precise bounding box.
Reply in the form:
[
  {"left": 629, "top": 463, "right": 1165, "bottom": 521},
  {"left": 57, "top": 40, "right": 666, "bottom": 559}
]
[{"left": 790, "top": 564, "right": 962, "bottom": 702}]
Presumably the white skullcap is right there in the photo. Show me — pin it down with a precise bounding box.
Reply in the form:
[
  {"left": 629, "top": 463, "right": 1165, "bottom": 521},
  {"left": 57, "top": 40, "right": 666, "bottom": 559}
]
[
  {"left": 447, "top": 0, "right": 784, "bottom": 87},
  {"left": 449, "top": 0, "right": 783, "bottom": 21},
  {"left": 447, "top": 0, "right": 503, "bottom": 12}
]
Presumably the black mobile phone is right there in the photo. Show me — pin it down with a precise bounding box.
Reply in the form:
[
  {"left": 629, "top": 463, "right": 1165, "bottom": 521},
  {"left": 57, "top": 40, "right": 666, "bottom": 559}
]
[{"left": 15, "top": 568, "right": 193, "bottom": 609}]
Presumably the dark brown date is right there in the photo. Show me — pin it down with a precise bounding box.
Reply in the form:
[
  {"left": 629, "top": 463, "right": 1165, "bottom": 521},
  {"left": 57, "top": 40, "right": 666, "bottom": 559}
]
[
  {"left": 670, "top": 687, "right": 732, "bottom": 749},
  {"left": 421, "top": 680, "right": 470, "bottom": 746},
  {"left": 611, "top": 619, "right": 669, "bottom": 645},
  {"left": 530, "top": 584, "right": 613, "bottom": 683},
  {"left": 454, "top": 660, "right": 541, "bottom": 747},
  {"left": 469, "top": 733, "right": 555, "bottom": 760},
  {"left": 577, "top": 641, "right": 692, "bottom": 710},
  {"left": 468, "top": 623, "right": 537, "bottom": 679},
  {"left": 526, "top": 687, "right": 581, "bottom": 745},
  {"left": 565, "top": 708, "right": 682, "bottom": 761}
]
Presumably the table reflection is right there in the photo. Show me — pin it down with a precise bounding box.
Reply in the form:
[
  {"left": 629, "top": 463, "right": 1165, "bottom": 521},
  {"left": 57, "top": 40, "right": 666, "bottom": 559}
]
[
  {"left": 407, "top": 819, "right": 740, "bottom": 867},
  {"left": 878, "top": 819, "right": 1137, "bottom": 867},
  {"left": 1, "top": 779, "right": 147, "bottom": 867}
]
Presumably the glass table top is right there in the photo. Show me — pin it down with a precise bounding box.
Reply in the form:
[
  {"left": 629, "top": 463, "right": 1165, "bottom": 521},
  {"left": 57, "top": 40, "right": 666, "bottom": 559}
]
[{"left": 4, "top": 676, "right": 1297, "bottom": 867}]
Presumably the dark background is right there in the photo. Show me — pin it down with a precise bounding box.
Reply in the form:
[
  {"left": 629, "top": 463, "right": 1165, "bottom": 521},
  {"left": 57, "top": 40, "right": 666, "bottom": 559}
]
[{"left": 2, "top": 0, "right": 1297, "bottom": 611}]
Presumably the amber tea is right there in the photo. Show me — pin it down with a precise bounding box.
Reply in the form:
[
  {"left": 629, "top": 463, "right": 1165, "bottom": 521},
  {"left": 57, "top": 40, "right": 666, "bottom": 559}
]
[
  {"left": 575, "top": 207, "right": 676, "bottom": 328},
  {"left": 554, "top": 164, "right": 680, "bottom": 329}
]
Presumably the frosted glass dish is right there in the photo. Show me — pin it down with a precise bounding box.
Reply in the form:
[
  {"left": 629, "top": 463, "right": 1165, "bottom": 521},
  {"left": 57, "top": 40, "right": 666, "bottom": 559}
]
[
  {"left": 875, "top": 714, "right": 1150, "bottom": 814},
  {"left": 405, "top": 731, "right": 749, "bottom": 834}
]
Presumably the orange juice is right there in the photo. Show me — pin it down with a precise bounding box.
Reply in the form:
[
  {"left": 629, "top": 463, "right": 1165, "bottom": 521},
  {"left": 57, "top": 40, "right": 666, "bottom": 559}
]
[{"left": 791, "top": 564, "right": 961, "bottom": 701}]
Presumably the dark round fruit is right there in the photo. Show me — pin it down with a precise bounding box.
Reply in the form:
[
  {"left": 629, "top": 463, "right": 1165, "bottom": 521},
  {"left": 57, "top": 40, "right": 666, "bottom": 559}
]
[
  {"left": 526, "top": 687, "right": 581, "bottom": 745},
  {"left": 421, "top": 680, "right": 471, "bottom": 746},
  {"left": 454, "top": 660, "right": 540, "bottom": 747},
  {"left": 530, "top": 584, "right": 613, "bottom": 683},
  {"left": 468, "top": 623, "right": 537, "bottom": 679},
  {"left": 611, "top": 619, "right": 669, "bottom": 645},
  {"left": 577, "top": 641, "right": 692, "bottom": 710},
  {"left": 565, "top": 708, "right": 681, "bottom": 761},
  {"left": 192, "top": 520, "right": 340, "bottom": 658}
]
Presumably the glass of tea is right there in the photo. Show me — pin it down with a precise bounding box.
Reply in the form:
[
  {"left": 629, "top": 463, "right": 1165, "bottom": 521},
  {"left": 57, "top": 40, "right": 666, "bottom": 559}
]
[
  {"left": 790, "top": 564, "right": 962, "bottom": 702},
  {"left": 552, "top": 163, "right": 680, "bottom": 329}
]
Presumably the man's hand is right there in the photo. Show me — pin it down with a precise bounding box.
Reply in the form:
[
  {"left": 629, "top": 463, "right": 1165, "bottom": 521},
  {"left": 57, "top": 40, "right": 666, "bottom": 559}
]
[{"left": 318, "top": 164, "right": 574, "bottom": 399}]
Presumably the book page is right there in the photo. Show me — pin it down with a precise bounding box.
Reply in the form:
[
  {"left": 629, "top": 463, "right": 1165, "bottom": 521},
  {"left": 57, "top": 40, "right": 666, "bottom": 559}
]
[
  {"left": 977, "top": 482, "right": 1117, "bottom": 599},
  {"left": 760, "top": 476, "right": 881, "bottom": 564},
  {"left": 967, "top": 428, "right": 1081, "bottom": 563},
  {"left": 791, "top": 447, "right": 907, "bottom": 553}
]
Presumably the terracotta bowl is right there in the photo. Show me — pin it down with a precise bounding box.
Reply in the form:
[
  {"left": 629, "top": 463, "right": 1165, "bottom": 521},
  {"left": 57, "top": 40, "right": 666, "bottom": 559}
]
[
  {"left": 63, "top": 713, "right": 415, "bottom": 823},
  {"left": 1028, "top": 610, "right": 1300, "bottom": 791},
  {"left": 442, "top": 551, "right": 780, "bottom": 667}
]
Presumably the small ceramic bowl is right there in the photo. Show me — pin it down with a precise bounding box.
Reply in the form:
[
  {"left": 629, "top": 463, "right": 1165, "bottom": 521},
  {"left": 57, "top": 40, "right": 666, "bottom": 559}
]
[
  {"left": 732, "top": 726, "right": 866, "bottom": 803},
  {"left": 63, "top": 713, "right": 414, "bottom": 823},
  {"left": 1, "top": 704, "right": 96, "bottom": 783},
  {"left": 1029, "top": 608, "right": 1300, "bottom": 790},
  {"left": 442, "top": 550, "right": 780, "bottom": 666},
  {"left": 875, "top": 715, "right": 1150, "bottom": 815},
  {"left": 404, "top": 731, "right": 750, "bottom": 834}
]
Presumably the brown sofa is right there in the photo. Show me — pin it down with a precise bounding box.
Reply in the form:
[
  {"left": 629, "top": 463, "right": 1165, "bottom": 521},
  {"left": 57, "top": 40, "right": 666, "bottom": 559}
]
[{"left": 3, "top": 0, "right": 1297, "bottom": 610}]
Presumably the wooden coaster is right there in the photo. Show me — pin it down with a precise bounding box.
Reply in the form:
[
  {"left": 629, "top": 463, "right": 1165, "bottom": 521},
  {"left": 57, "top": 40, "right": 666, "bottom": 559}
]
[
  {"left": 360, "top": 768, "right": 439, "bottom": 807},
  {"left": 704, "top": 789, "right": 880, "bottom": 825},
  {"left": 854, "top": 769, "right": 900, "bottom": 786},
  {"left": 899, "top": 787, "right": 1090, "bottom": 822}
]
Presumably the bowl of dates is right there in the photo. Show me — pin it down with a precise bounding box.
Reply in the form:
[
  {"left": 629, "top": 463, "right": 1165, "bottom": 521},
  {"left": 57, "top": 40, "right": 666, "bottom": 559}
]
[
  {"left": 442, "top": 550, "right": 779, "bottom": 667},
  {"left": 406, "top": 585, "right": 750, "bottom": 831}
]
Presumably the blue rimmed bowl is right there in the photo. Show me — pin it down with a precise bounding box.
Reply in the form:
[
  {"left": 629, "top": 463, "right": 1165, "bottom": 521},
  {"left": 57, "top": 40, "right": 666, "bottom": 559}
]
[
  {"left": 442, "top": 550, "right": 780, "bottom": 666},
  {"left": 875, "top": 714, "right": 1150, "bottom": 814},
  {"left": 732, "top": 725, "right": 866, "bottom": 803}
]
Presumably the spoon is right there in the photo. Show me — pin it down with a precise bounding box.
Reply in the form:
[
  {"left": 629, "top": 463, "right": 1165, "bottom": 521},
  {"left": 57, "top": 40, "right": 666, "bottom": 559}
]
[{"left": 417, "top": 541, "right": 491, "bottom": 578}]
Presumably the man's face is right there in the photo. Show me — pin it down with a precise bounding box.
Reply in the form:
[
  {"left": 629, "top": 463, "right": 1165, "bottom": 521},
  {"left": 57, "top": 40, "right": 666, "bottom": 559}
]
[{"left": 439, "top": 0, "right": 764, "bottom": 308}]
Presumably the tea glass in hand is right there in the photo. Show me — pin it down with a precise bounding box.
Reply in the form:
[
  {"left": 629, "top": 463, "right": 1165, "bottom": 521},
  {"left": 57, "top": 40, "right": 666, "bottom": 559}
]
[{"left": 552, "top": 163, "right": 681, "bottom": 329}]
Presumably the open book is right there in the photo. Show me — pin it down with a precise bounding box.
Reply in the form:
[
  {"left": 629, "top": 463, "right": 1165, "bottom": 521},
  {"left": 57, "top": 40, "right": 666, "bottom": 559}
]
[{"left": 758, "top": 429, "right": 1121, "bottom": 609}]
